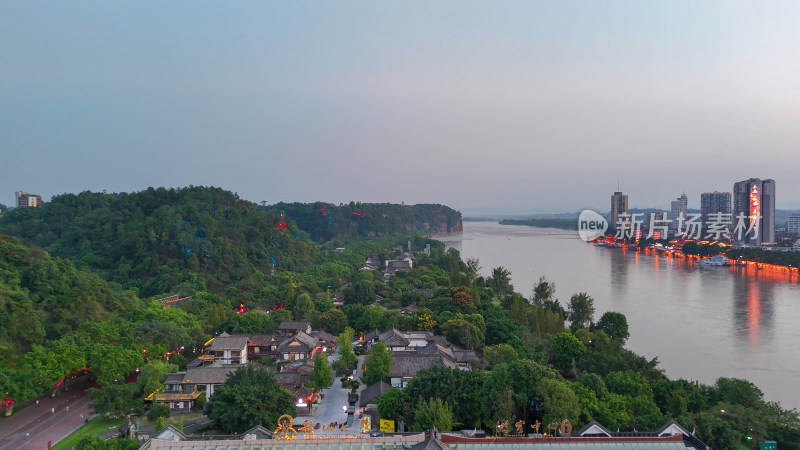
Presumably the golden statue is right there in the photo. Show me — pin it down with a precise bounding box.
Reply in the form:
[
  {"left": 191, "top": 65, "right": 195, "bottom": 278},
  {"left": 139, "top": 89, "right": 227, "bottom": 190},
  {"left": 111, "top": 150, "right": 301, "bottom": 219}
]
[
  {"left": 300, "top": 419, "right": 315, "bottom": 437},
  {"left": 359, "top": 416, "right": 371, "bottom": 433},
  {"left": 530, "top": 420, "right": 541, "bottom": 434},
  {"left": 560, "top": 419, "right": 573, "bottom": 436},
  {"left": 274, "top": 414, "right": 297, "bottom": 440},
  {"left": 514, "top": 420, "right": 525, "bottom": 436}
]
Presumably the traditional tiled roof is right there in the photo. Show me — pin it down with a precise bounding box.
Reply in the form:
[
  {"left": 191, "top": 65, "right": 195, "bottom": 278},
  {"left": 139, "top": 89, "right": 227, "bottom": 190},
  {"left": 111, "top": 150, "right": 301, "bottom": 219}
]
[
  {"left": 388, "top": 355, "right": 457, "bottom": 378},
  {"left": 164, "top": 373, "right": 186, "bottom": 385},
  {"left": 577, "top": 420, "right": 613, "bottom": 437},
  {"left": 207, "top": 335, "right": 249, "bottom": 351},
  {"left": 183, "top": 366, "right": 237, "bottom": 385},
  {"left": 277, "top": 331, "right": 319, "bottom": 353},
  {"left": 417, "top": 343, "right": 455, "bottom": 361},
  {"left": 247, "top": 333, "right": 276, "bottom": 346},
  {"left": 379, "top": 329, "right": 410, "bottom": 348},
  {"left": 452, "top": 349, "right": 477, "bottom": 364},
  {"left": 275, "top": 371, "right": 309, "bottom": 387},
  {"left": 360, "top": 381, "right": 393, "bottom": 405},
  {"left": 312, "top": 330, "right": 337, "bottom": 344},
  {"left": 363, "top": 329, "right": 381, "bottom": 342}
]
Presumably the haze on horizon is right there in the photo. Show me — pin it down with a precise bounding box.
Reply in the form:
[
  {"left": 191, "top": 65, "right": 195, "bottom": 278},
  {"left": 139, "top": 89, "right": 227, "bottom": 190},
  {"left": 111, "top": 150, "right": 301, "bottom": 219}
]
[{"left": 3, "top": 1, "right": 800, "bottom": 213}]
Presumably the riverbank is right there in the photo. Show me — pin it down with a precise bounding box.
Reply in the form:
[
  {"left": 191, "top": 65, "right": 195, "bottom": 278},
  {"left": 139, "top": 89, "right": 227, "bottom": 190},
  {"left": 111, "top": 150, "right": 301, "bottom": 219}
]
[{"left": 436, "top": 221, "right": 800, "bottom": 411}]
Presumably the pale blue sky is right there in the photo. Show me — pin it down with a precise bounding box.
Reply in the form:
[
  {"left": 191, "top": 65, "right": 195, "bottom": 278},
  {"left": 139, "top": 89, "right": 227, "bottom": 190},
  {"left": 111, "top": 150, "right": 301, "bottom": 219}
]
[{"left": 3, "top": 1, "right": 800, "bottom": 212}]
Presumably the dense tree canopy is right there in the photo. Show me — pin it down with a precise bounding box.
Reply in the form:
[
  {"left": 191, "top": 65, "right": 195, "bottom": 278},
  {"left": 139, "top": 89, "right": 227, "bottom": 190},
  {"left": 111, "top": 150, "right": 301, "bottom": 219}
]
[{"left": 207, "top": 365, "right": 295, "bottom": 434}]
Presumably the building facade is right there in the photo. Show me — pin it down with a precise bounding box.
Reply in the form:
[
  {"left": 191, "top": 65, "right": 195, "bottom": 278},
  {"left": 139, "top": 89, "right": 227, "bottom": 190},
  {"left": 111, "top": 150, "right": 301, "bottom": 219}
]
[
  {"left": 733, "top": 178, "right": 776, "bottom": 244},
  {"left": 700, "top": 191, "right": 731, "bottom": 239},
  {"left": 15, "top": 191, "right": 42, "bottom": 208},
  {"left": 610, "top": 191, "right": 628, "bottom": 233},
  {"left": 670, "top": 194, "right": 688, "bottom": 231},
  {"left": 788, "top": 214, "right": 800, "bottom": 235}
]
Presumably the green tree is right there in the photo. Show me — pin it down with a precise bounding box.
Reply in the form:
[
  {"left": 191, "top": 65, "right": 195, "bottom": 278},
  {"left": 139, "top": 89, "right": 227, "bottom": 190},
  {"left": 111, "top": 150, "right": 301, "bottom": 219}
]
[
  {"left": 483, "top": 343, "right": 519, "bottom": 366},
  {"left": 538, "top": 378, "right": 580, "bottom": 426},
  {"left": 548, "top": 332, "right": 586, "bottom": 372},
  {"left": 309, "top": 353, "right": 334, "bottom": 391},
  {"left": 413, "top": 397, "right": 453, "bottom": 432},
  {"left": 320, "top": 309, "right": 348, "bottom": 335},
  {"left": 207, "top": 365, "right": 294, "bottom": 434},
  {"left": 531, "top": 276, "right": 556, "bottom": 306},
  {"left": 441, "top": 318, "right": 484, "bottom": 350},
  {"left": 293, "top": 293, "right": 315, "bottom": 321},
  {"left": 137, "top": 360, "right": 178, "bottom": 399},
  {"left": 489, "top": 267, "right": 512, "bottom": 297},
  {"left": 595, "top": 311, "right": 629, "bottom": 344},
  {"left": 376, "top": 388, "right": 414, "bottom": 424},
  {"left": 481, "top": 360, "right": 560, "bottom": 426},
  {"left": 363, "top": 340, "right": 393, "bottom": 385},
  {"left": 567, "top": 292, "right": 595, "bottom": 328},
  {"left": 405, "top": 366, "right": 484, "bottom": 428},
  {"left": 335, "top": 328, "right": 358, "bottom": 371},
  {"left": 89, "top": 382, "right": 141, "bottom": 417},
  {"left": 23, "top": 340, "right": 87, "bottom": 394}
]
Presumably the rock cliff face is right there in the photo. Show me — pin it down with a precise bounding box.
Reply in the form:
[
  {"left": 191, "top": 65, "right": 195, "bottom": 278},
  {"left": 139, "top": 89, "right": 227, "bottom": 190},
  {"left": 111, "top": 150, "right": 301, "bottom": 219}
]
[
  {"left": 413, "top": 204, "right": 463, "bottom": 236},
  {"left": 262, "top": 202, "right": 462, "bottom": 241}
]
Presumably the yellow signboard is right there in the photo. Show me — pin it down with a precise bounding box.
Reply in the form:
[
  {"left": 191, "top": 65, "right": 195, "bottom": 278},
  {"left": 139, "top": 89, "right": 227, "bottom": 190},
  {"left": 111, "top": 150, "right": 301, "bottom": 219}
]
[{"left": 379, "top": 419, "right": 395, "bottom": 433}]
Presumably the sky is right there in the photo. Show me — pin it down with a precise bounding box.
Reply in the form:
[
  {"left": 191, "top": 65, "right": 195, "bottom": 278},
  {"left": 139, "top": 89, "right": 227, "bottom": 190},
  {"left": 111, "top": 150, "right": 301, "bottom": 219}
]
[{"left": 3, "top": 1, "right": 800, "bottom": 213}]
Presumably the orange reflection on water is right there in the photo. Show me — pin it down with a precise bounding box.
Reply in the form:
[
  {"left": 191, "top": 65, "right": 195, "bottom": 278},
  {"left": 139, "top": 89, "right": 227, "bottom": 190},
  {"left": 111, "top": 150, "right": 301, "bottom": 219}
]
[{"left": 747, "top": 281, "right": 761, "bottom": 344}]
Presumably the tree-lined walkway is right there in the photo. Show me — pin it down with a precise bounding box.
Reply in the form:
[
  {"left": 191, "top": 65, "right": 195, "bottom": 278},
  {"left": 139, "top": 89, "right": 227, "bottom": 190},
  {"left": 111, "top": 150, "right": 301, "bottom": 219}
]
[{"left": 0, "top": 378, "right": 94, "bottom": 449}]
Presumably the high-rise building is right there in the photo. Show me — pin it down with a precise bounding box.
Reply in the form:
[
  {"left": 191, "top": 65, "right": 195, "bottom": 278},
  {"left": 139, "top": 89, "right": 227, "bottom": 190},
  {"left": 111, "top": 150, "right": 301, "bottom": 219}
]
[
  {"left": 670, "top": 194, "right": 688, "bottom": 231},
  {"left": 788, "top": 214, "right": 800, "bottom": 235},
  {"left": 700, "top": 191, "right": 731, "bottom": 238},
  {"left": 610, "top": 191, "right": 628, "bottom": 232},
  {"left": 15, "top": 191, "right": 42, "bottom": 208},
  {"left": 733, "top": 178, "right": 776, "bottom": 244}
]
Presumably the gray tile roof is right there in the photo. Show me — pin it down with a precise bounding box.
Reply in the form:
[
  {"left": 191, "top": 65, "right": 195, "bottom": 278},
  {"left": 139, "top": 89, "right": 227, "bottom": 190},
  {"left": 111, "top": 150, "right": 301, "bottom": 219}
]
[
  {"left": 277, "top": 331, "right": 319, "bottom": 353},
  {"left": 207, "top": 335, "right": 249, "bottom": 351},
  {"left": 360, "top": 381, "right": 393, "bottom": 405},
  {"left": 388, "top": 355, "right": 457, "bottom": 378},
  {"left": 379, "top": 329, "right": 410, "bottom": 347},
  {"left": 183, "top": 366, "right": 237, "bottom": 385}
]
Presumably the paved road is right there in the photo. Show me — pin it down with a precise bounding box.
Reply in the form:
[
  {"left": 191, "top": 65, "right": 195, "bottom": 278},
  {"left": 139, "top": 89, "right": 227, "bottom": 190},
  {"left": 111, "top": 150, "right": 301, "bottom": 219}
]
[{"left": 0, "top": 377, "right": 95, "bottom": 450}]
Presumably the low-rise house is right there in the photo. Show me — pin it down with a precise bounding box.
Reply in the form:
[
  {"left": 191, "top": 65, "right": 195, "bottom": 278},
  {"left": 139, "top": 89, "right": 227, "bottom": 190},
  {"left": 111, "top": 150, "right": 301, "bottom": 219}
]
[
  {"left": 183, "top": 366, "right": 237, "bottom": 399},
  {"left": 384, "top": 260, "right": 412, "bottom": 279},
  {"left": 246, "top": 333, "right": 278, "bottom": 359},
  {"left": 332, "top": 292, "right": 345, "bottom": 307},
  {"left": 275, "top": 370, "right": 310, "bottom": 391},
  {"left": 277, "top": 321, "right": 312, "bottom": 336},
  {"left": 379, "top": 329, "right": 410, "bottom": 352},
  {"left": 277, "top": 331, "right": 321, "bottom": 361},
  {"left": 147, "top": 366, "right": 236, "bottom": 411},
  {"left": 206, "top": 333, "right": 249, "bottom": 365},
  {"left": 311, "top": 330, "right": 337, "bottom": 352},
  {"left": 388, "top": 355, "right": 457, "bottom": 388},
  {"left": 358, "top": 381, "right": 392, "bottom": 413}
]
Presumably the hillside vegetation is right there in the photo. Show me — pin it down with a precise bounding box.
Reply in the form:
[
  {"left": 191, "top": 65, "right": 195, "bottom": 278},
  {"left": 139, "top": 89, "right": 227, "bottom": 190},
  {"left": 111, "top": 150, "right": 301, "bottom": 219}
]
[
  {"left": 0, "top": 187, "right": 316, "bottom": 297},
  {"left": 261, "top": 202, "right": 462, "bottom": 242}
]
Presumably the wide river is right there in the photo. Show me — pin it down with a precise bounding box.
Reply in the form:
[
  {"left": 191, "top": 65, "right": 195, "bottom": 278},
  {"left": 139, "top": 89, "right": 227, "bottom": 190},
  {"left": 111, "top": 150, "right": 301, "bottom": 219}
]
[{"left": 436, "top": 221, "right": 800, "bottom": 410}]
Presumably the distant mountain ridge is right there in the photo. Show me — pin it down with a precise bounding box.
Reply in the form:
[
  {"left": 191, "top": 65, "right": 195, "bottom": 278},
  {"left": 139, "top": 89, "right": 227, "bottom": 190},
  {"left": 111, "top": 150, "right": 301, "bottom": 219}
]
[{"left": 260, "top": 202, "right": 462, "bottom": 242}]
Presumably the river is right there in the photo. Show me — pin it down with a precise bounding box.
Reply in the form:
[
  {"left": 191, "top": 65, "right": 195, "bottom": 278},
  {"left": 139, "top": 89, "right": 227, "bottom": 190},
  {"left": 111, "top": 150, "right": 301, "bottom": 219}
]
[{"left": 436, "top": 221, "right": 800, "bottom": 410}]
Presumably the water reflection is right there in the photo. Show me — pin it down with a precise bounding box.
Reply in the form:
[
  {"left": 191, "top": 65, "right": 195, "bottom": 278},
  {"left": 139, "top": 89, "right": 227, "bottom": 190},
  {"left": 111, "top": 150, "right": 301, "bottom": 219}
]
[
  {"left": 731, "top": 275, "right": 775, "bottom": 348},
  {"left": 608, "top": 248, "right": 628, "bottom": 298}
]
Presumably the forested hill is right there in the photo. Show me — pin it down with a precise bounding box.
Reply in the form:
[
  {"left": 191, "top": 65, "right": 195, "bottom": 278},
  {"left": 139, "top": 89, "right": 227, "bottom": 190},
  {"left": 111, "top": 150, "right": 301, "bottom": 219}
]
[
  {"left": 0, "top": 235, "right": 137, "bottom": 351},
  {"left": 0, "top": 187, "right": 317, "bottom": 297},
  {"left": 260, "top": 202, "right": 463, "bottom": 242}
]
